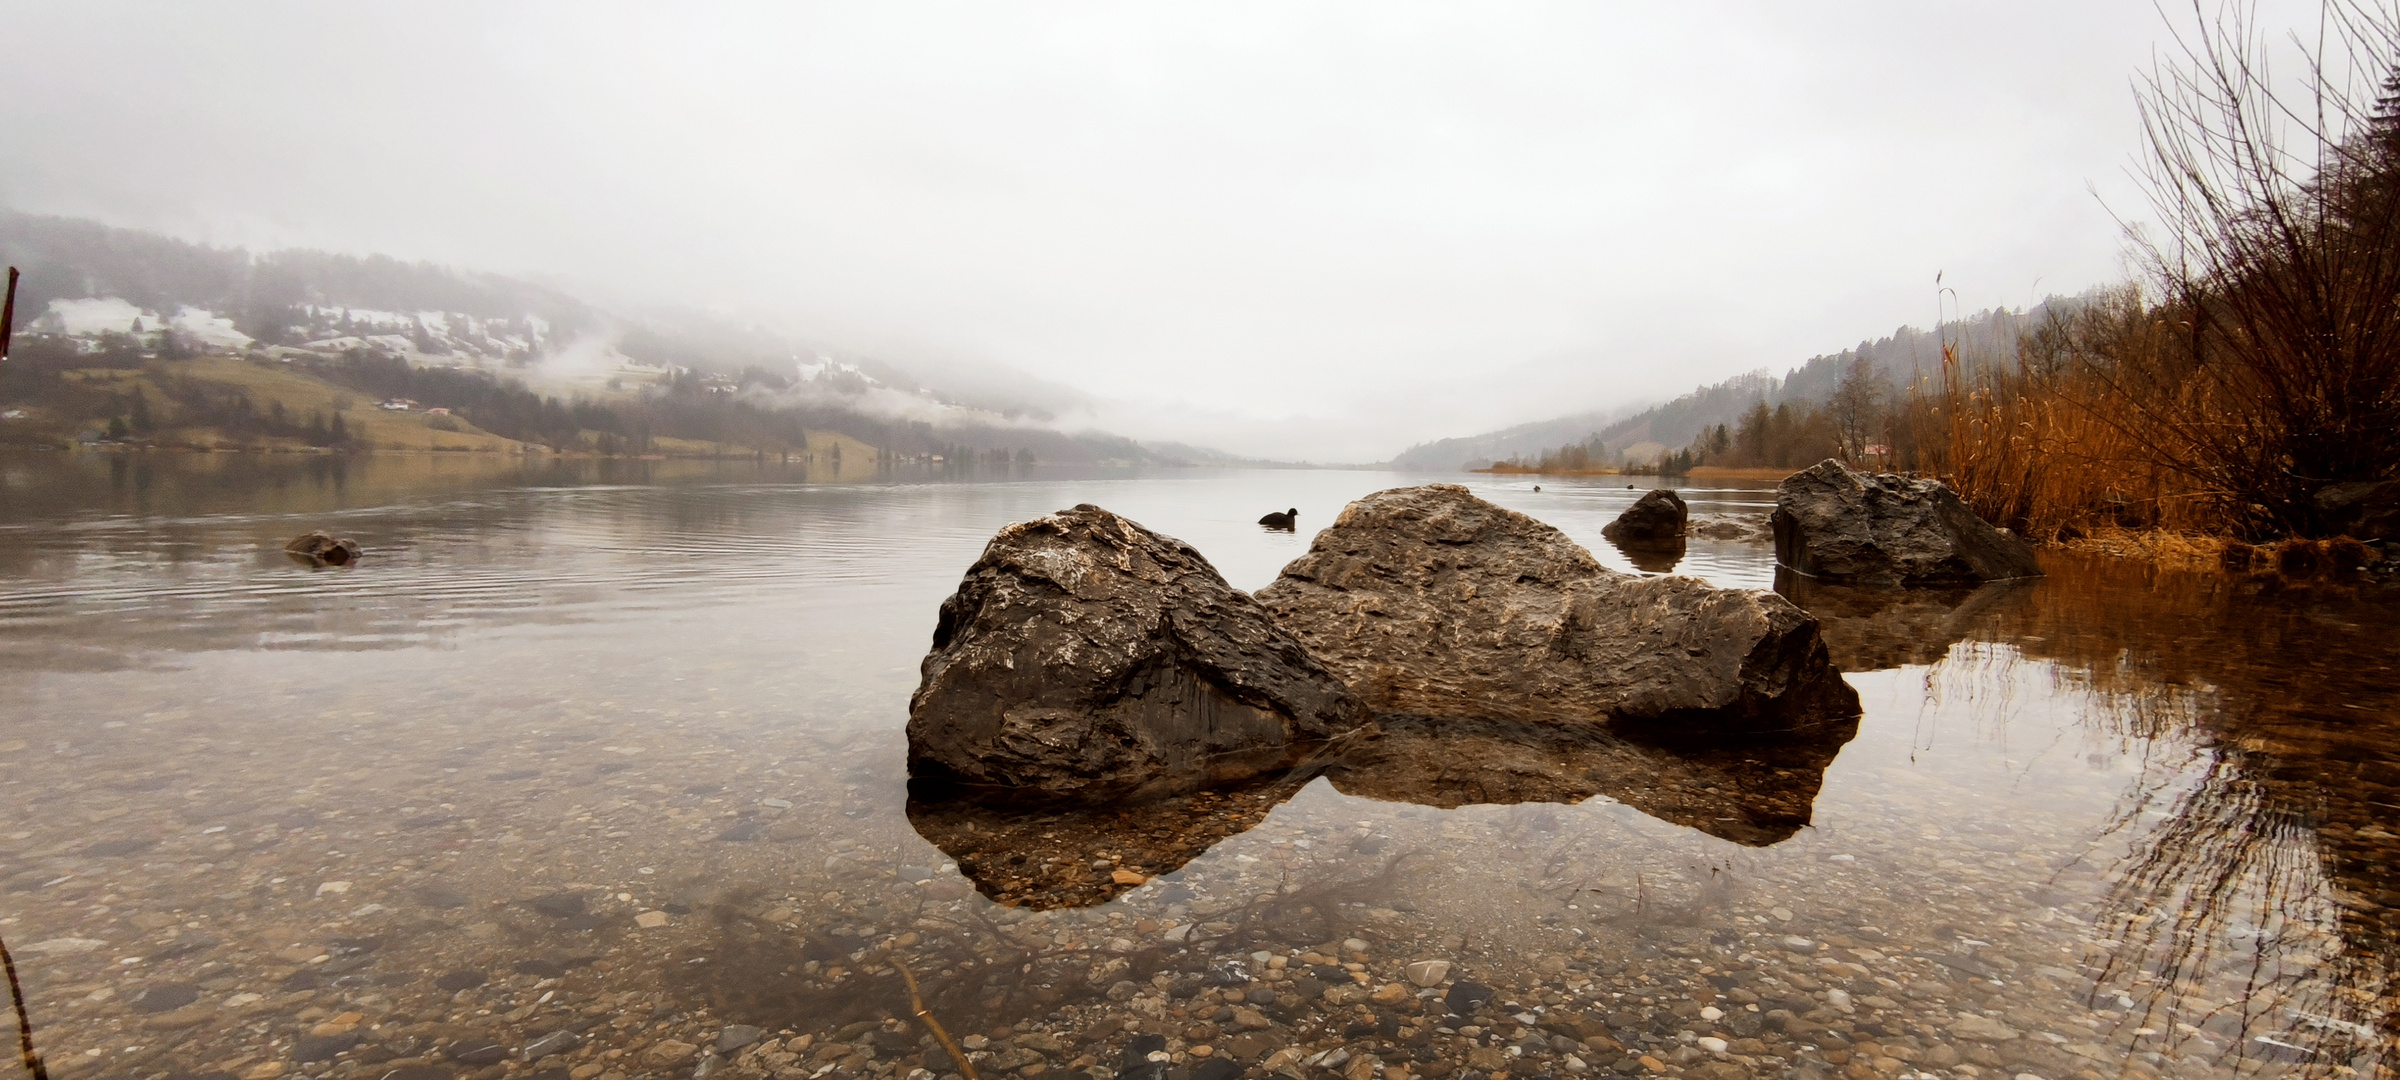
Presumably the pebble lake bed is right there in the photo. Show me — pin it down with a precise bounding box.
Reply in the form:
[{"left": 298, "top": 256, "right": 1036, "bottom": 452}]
[{"left": 1, "top": 455, "right": 2395, "bottom": 1080}]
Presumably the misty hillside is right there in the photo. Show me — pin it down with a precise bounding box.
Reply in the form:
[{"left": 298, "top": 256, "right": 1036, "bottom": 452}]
[
  {"left": 0, "top": 210, "right": 1231, "bottom": 464},
  {"left": 1388, "top": 298, "right": 2075, "bottom": 469}
]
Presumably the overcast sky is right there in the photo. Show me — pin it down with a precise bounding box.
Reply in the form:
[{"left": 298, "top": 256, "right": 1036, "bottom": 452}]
[{"left": 0, "top": 1, "right": 2334, "bottom": 461}]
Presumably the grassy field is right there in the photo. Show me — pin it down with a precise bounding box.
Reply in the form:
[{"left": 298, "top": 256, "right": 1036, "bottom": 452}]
[
  {"left": 172, "top": 356, "right": 527, "bottom": 452},
  {"left": 16, "top": 356, "right": 901, "bottom": 462}
]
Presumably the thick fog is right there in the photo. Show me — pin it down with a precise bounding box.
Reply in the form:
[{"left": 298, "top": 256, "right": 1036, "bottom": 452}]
[{"left": 0, "top": 2, "right": 2336, "bottom": 461}]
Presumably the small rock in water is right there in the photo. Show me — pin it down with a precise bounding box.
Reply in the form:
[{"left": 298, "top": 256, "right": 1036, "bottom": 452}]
[
  {"left": 292, "top": 1033, "right": 362, "bottom": 1062},
  {"left": 283, "top": 531, "right": 363, "bottom": 568},
  {"left": 1601, "top": 488, "right": 1689, "bottom": 545},
  {"left": 124, "top": 982, "right": 199, "bottom": 1014},
  {"left": 446, "top": 1039, "right": 509, "bottom": 1066},
  {"left": 714, "top": 1026, "right": 764, "bottom": 1054},
  {"left": 413, "top": 884, "right": 471, "bottom": 909},
  {"left": 521, "top": 1030, "right": 582, "bottom": 1061},
  {"left": 1444, "top": 981, "right": 1494, "bottom": 1015},
  {"left": 1406, "top": 959, "right": 1451, "bottom": 987},
  {"left": 528, "top": 893, "right": 586, "bottom": 919},
  {"left": 434, "top": 970, "right": 487, "bottom": 992},
  {"left": 634, "top": 910, "right": 670, "bottom": 928},
  {"left": 377, "top": 1067, "right": 452, "bottom": 1080}
]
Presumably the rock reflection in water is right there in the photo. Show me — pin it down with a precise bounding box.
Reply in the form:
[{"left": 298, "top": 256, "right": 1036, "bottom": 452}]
[
  {"left": 1325, "top": 715, "right": 1854, "bottom": 845},
  {"left": 1604, "top": 536, "right": 1685, "bottom": 573},
  {"left": 910, "top": 715, "right": 1853, "bottom": 909},
  {"left": 1775, "top": 568, "right": 2035, "bottom": 671}
]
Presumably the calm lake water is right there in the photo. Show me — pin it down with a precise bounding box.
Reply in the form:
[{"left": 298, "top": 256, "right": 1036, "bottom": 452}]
[{"left": 0, "top": 452, "right": 2394, "bottom": 1080}]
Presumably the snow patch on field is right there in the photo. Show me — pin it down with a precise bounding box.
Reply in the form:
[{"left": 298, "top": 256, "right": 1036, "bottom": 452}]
[
  {"left": 39, "top": 297, "right": 147, "bottom": 335},
  {"left": 168, "top": 307, "right": 253, "bottom": 349}
]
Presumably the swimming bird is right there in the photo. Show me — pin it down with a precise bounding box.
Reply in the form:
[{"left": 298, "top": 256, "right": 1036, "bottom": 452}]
[{"left": 1258, "top": 507, "right": 1299, "bottom": 530}]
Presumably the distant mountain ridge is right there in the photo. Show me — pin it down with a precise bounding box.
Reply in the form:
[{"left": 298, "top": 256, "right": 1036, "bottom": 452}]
[
  {"left": 1388, "top": 299, "right": 2076, "bottom": 469},
  {"left": 0, "top": 209, "right": 1252, "bottom": 465}
]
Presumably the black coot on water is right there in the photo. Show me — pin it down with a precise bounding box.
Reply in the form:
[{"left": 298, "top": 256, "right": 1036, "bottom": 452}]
[{"left": 1258, "top": 507, "right": 1299, "bottom": 530}]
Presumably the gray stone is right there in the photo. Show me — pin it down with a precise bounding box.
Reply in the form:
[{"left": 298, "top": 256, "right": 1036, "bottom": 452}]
[
  {"left": 1771, "top": 460, "right": 2042, "bottom": 585},
  {"left": 908, "top": 504, "right": 1366, "bottom": 801},
  {"left": 715, "top": 1026, "right": 765, "bottom": 1054},
  {"left": 1601, "top": 489, "right": 1688, "bottom": 545},
  {"left": 1256, "top": 485, "right": 1860, "bottom": 735}
]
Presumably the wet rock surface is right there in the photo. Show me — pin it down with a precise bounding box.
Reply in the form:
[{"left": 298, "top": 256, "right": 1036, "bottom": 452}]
[
  {"left": 1257, "top": 484, "right": 1860, "bottom": 735},
  {"left": 907, "top": 504, "right": 1366, "bottom": 802},
  {"left": 1771, "top": 459, "right": 2042, "bottom": 585},
  {"left": 1599, "top": 488, "right": 1688, "bottom": 546}
]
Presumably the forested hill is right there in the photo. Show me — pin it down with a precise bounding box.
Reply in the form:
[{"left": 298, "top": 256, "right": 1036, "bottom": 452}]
[{"left": 1388, "top": 298, "right": 2078, "bottom": 470}]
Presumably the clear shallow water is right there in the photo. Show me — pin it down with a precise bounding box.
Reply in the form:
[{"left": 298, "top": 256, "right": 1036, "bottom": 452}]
[{"left": 0, "top": 453, "right": 2393, "bottom": 1080}]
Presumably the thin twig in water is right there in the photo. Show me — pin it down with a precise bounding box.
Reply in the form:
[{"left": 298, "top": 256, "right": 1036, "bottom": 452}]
[
  {"left": 2, "top": 930, "right": 49, "bottom": 1080},
  {"left": 891, "top": 957, "right": 978, "bottom": 1080}
]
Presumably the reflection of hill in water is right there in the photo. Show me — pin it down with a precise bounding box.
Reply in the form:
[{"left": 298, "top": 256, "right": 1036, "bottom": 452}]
[
  {"left": 909, "top": 713, "right": 1855, "bottom": 909},
  {"left": 1790, "top": 553, "right": 2400, "bottom": 1064}
]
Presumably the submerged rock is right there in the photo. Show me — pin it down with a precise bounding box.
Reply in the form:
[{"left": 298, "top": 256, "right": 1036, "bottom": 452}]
[
  {"left": 283, "top": 531, "right": 362, "bottom": 567},
  {"left": 1601, "top": 488, "right": 1688, "bottom": 545},
  {"left": 1771, "top": 459, "right": 2041, "bottom": 585},
  {"left": 1324, "top": 715, "right": 1854, "bottom": 846},
  {"left": 906, "top": 774, "right": 1313, "bottom": 909},
  {"left": 1689, "top": 513, "right": 1774, "bottom": 543},
  {"left": 1256, "top": 484, "right": 1858, "bottom": 735},
  {"left": 907, "top": 504, "right": 1367, "bottom": 802}
]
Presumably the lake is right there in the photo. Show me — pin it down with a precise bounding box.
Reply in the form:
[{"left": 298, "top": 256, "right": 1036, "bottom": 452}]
[{"left": 0, "top": 452, "right": 2393, "bottom": 1080}]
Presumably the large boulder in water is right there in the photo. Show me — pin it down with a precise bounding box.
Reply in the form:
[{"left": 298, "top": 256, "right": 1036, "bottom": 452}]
[
  {"left": 1601, "top": 488, "right": 1688, "bottom": 545},
  {"left": 1254, "top": 485, "right": 1858, "bottom": 735},
  {"left": 1771, "top": 459, "right": 2042, "bottom": 585},
  {"left": 907, "top": 504, "right": 1367, "bottom": 802}
]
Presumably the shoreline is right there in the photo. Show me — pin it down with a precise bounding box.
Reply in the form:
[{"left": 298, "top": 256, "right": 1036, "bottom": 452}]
[{"left": 1474, "top": 464, "right": 1798, "bottom": 482}]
